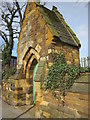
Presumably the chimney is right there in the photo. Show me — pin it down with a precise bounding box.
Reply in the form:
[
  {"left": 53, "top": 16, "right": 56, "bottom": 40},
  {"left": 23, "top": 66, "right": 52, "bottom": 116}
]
[
  {"left": 52, "top": 5, "right": 63, "bottom": 18},
  {"left": 52, "top": 6, "right": 57, "bottom": 12}
]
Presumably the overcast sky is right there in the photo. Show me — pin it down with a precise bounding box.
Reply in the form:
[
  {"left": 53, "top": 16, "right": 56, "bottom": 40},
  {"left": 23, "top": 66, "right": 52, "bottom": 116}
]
[{"left": 1, "top": 2, "right": 88, "bottom": 59}]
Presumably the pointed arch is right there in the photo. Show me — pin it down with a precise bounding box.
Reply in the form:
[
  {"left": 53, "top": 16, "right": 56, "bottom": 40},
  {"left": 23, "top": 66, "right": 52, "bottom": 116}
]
[{"left": 23, "top": 47, "right": 40, "bottom": 77}]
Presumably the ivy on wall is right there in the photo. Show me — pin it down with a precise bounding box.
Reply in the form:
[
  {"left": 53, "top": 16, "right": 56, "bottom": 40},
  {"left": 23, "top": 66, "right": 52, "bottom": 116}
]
[
  {"left": 44, "top": 49, "right": 90, "bottom": 107},
  {"left": 45, "top": 48, "right": 80, "bottom": 97}
]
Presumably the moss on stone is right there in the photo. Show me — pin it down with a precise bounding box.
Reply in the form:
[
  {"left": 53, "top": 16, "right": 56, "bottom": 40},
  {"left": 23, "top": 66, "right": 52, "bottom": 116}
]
[{"left": 36, "top": 3, "right": 81, "bottom": 48}]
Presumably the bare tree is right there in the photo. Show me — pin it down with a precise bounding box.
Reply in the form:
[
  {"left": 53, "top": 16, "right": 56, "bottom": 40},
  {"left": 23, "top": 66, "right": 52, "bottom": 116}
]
[
  {"left": 0, "top": 1, "right": 26, "bottom": 67},
  {"left": 15, "top": 0, "right": 24, "bottom": 27}
]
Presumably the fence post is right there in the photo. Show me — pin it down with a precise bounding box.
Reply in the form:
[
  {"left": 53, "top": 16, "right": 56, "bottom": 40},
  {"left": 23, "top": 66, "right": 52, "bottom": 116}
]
[
  {"left": 81, "top": 58, "right": 82, "bottom": 67},
  {"left": 81, "top": 57, "right": 90, "bottom": 68},
  {"left": 87, "top": 57, "right": 90, "bottom": 68},
  {"left": 84, "top": 58, "right": 86, "bottom": 67}
]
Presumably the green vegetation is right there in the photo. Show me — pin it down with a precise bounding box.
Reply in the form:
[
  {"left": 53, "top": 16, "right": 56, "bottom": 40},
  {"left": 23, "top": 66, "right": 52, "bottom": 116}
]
[
  {"left": 37, "top": 4, "right": 80, "bottom": 47},
  {"left": 2, "top": 47, "right": 12, "bottom": 66},
  {"left": 2, "top": 67, "right": 16, "bottom": 80},
  {"left": 45, "top": 49, "right": 90, "bottom": 98},
  {"left": 45, "top": 50, "right": 80, "bottom": 97},
  {"left": 0, "top": 2, "right": 24, "bottom": 67},
  {"left": 80, "top": 67, "right": 90, "bottom": 73}
]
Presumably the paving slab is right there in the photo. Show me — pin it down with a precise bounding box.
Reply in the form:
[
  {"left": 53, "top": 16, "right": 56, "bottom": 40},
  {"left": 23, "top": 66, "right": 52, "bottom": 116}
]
[{"left": 2, "top": 100, "right": 35, "bottom": 119}]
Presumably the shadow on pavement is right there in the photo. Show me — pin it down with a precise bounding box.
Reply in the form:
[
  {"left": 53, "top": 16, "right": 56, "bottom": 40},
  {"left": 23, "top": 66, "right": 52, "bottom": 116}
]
[{"left": 12, "top": 105, "right": 34, "bottom": 120}]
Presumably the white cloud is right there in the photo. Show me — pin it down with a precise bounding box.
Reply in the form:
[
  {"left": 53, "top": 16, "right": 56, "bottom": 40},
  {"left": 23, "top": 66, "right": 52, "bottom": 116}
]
[{"left": 78, "top": 25, "right": 87, "bottom": 38}]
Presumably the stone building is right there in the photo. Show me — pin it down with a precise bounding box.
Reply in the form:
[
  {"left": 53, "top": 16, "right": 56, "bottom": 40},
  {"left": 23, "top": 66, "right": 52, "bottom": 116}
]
[
  {"left": 17, "top": 3, "right": 80, "bottom": 69},
  {"left": 2, "top": 2, "right": 81, "bottom": 107}
]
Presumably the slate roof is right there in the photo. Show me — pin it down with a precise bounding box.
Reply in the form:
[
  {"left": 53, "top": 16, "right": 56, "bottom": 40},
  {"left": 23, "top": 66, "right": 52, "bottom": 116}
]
[{"left": 36, "top": 3, "right": 81, "bottom": 48}]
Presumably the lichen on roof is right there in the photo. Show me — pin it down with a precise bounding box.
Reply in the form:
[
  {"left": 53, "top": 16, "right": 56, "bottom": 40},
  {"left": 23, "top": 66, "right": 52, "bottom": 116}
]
[{"left": 36, "top": 3, "right": 81, "bottom": 48}]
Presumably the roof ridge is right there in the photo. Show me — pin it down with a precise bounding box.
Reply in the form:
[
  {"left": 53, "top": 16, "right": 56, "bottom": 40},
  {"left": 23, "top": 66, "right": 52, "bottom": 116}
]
[
  {"left": 52, "top": 7, "right": 79, "bottom": 47},
  {"left": 19, "top": 2, "right": 81, "bottom": 48}
]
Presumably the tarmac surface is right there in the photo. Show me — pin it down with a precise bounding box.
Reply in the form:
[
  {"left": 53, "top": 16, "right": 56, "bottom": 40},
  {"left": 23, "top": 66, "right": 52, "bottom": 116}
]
[
  {"left": 0, "top": 85, "right": 36, "bottom": 119},
  {"left": 2, "top": 101, "right": 35, "bottom": 119}
]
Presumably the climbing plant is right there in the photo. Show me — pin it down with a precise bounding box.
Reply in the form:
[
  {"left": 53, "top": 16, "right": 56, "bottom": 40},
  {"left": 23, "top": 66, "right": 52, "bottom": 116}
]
[
  {"left": 44, "top": 48, "right": 90, "bottom": 107},
  {"left": 45, "top": 48, "right": 80, "bottom": 98}
]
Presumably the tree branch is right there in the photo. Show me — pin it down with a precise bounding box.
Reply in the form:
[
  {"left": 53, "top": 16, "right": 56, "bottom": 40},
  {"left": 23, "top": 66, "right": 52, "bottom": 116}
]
[
  {"left": 12, "top": 28, "right": 18, "bottom": 31},
  {"left": 15, "top": 0, "right": 25, "bottom": 27},
  {"left": 13, "top": 36, "right": 18, "bottom": 39},
  {"left": 13, "top": 32, "right": 20, "bottom": 34},
  {"left": 1, "top": 13, "right": 9, "bottom": 25},
  {"left": 0, "top": 24, "right": 7, "bottom": 27},
  {"left": 12, "top": 21, "right": 20, "bottom": 23},
  {"left": 10, "top": 9, "right": 18, "bottom": 25}
]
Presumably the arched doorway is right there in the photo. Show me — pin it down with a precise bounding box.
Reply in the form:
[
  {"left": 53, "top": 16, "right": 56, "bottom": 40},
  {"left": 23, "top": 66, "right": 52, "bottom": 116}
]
[
  {"left": 23, "top": 48, "right": 40, "bottom": 105},
  {"left": 29, "top": 59, "right": 38, "bottom": 105}
]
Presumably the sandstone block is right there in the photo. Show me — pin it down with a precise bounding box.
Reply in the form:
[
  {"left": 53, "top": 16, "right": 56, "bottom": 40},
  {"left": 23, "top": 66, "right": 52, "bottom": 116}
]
[
  {"left": 40, "top": 101, "right": 49, "bottom": 106},
  {"left": 43, "top": 111, "right": 50, "bottom": 118}
]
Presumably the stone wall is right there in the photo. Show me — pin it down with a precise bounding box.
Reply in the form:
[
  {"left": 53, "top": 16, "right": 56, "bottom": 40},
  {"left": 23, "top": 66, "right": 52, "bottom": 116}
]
[
  {"left": 38, "top": 73, "right": 90, "bottom": 118},
  {"left": 54, "top": 42, "right": 80, "bottom": 66},
  {"left": 2, "top": 68, "right": 89, "bottom": 118},
  {"left": 17, "top": 2, "right": 53, "bottom": 69},
  {"left": 40, "top": 91, "right": 89, "bottom": 118},
  {"left": 2, "top": 79, "right": 27, "bottom": 106},
  {"left": 17, "top": 2, "right": 80, "bottom": 70},
  {"left": 2, "top": 60, "right": 46, "bottom": 106}
]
